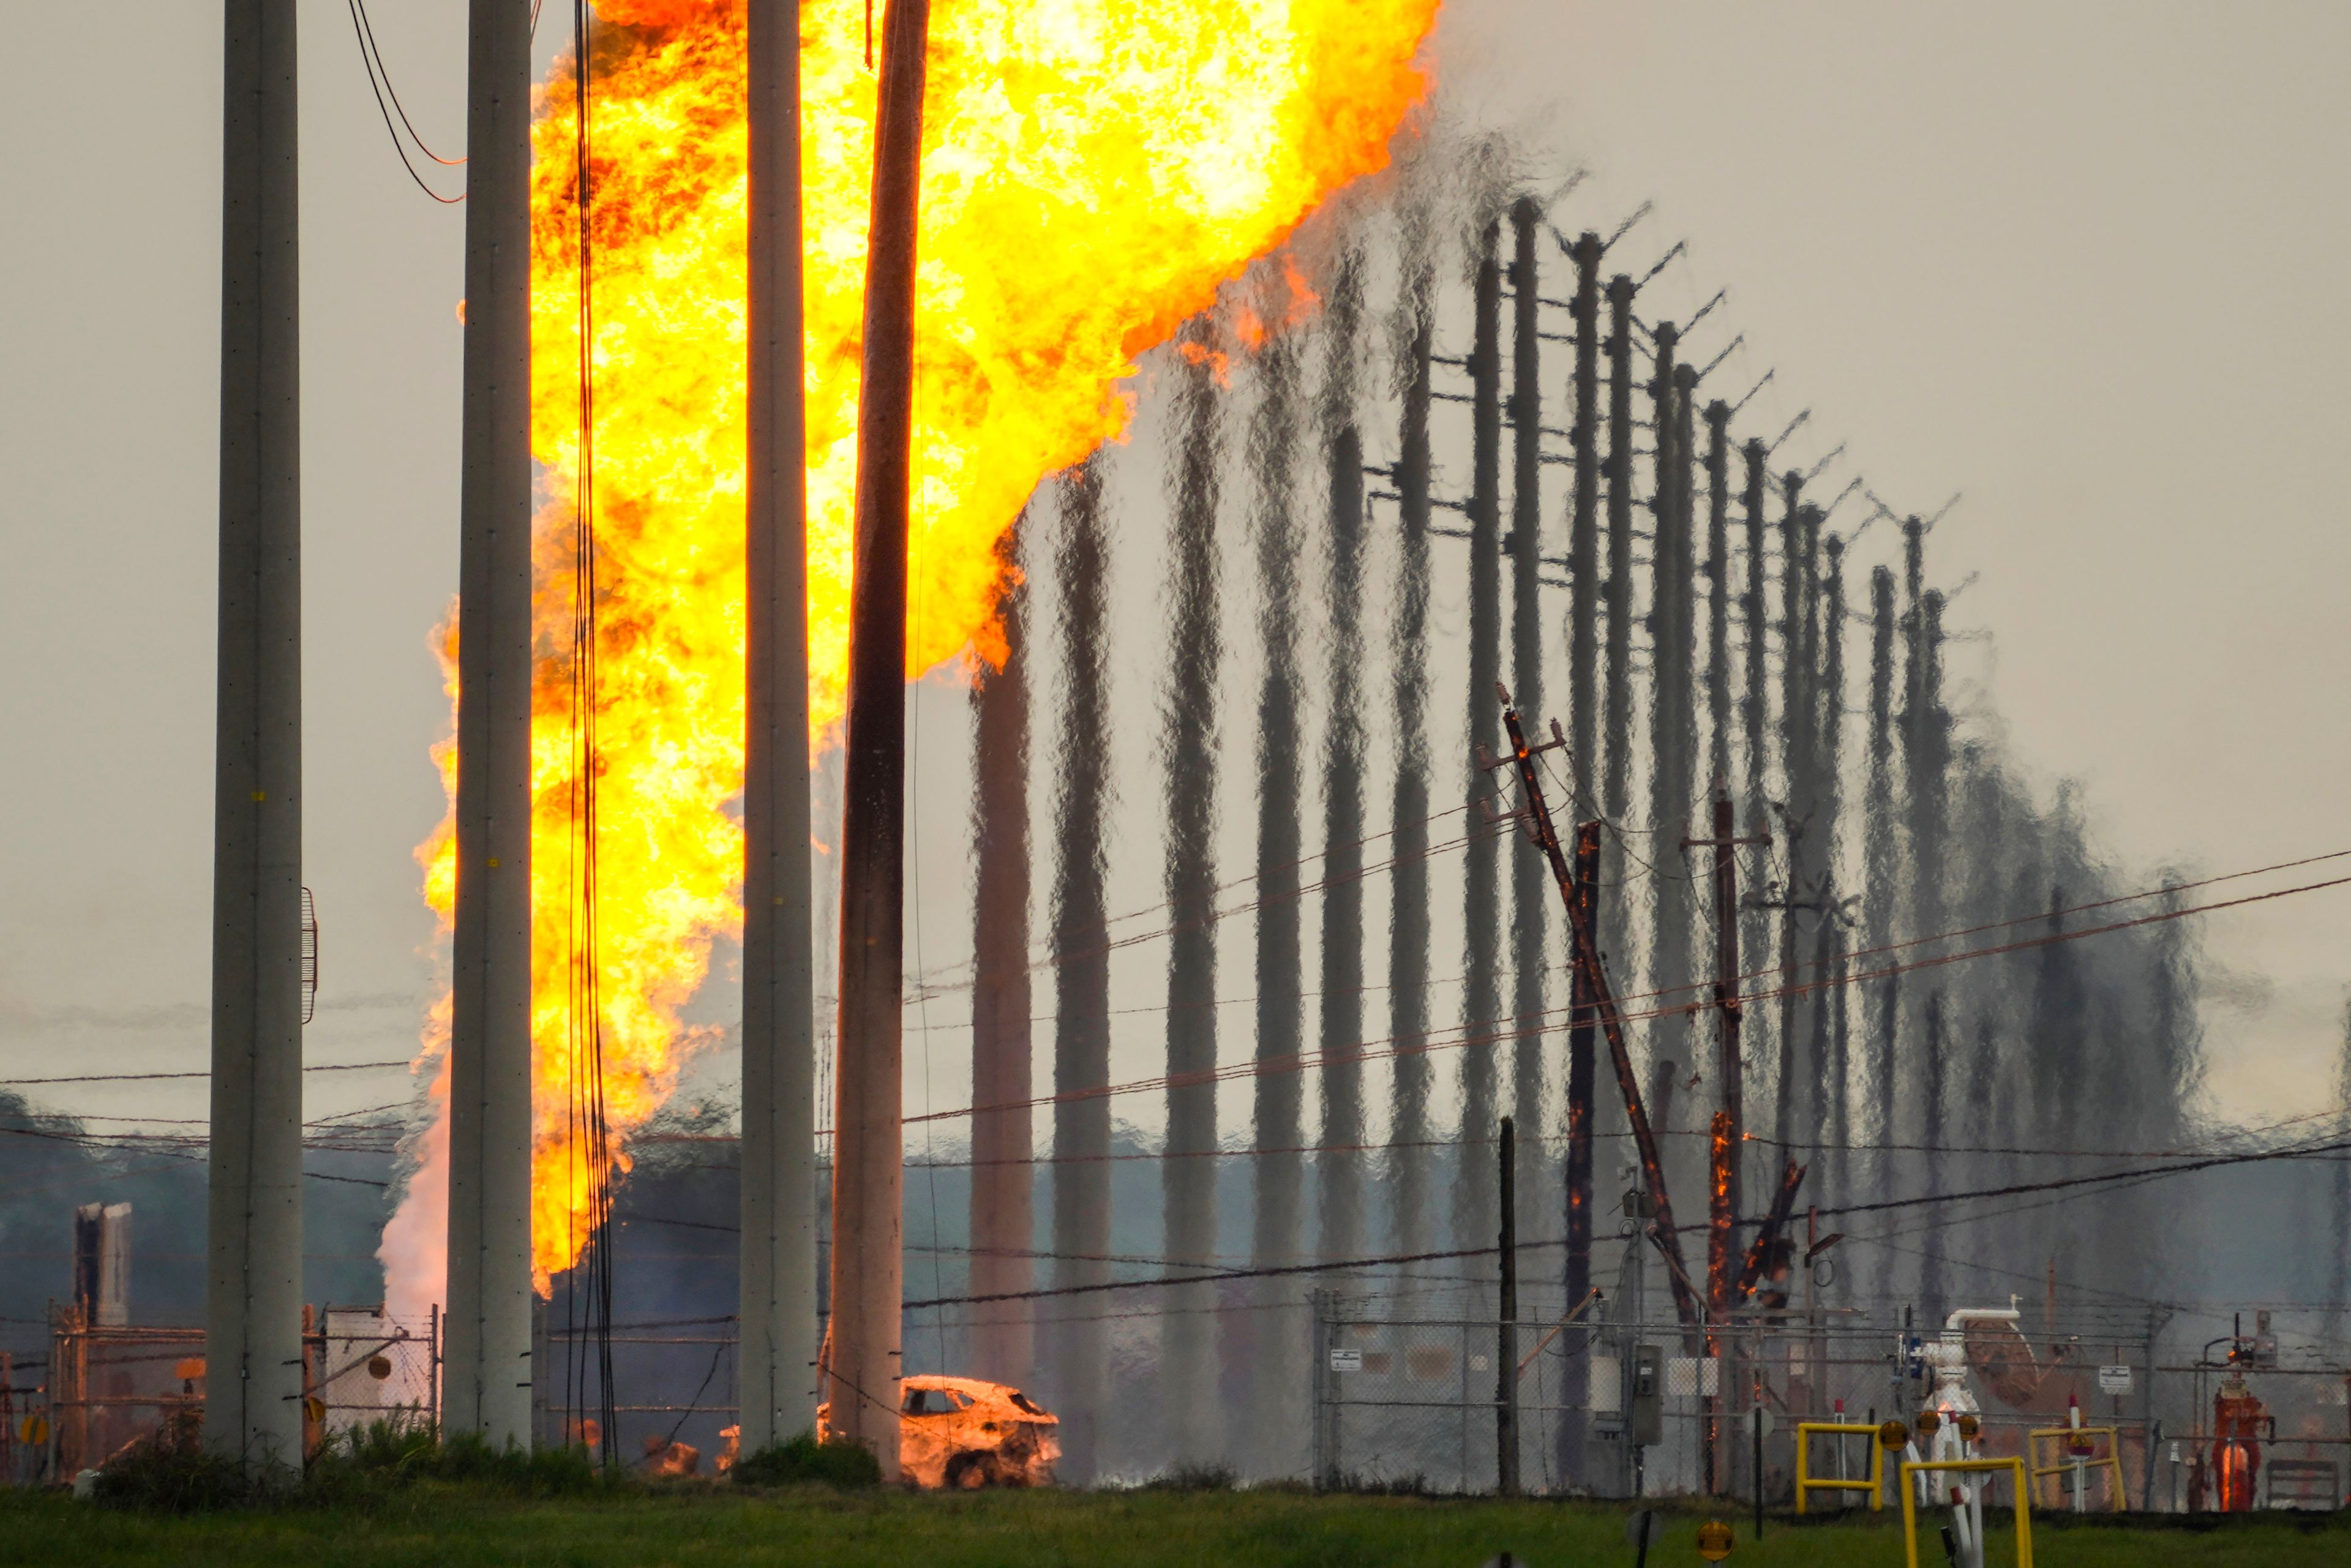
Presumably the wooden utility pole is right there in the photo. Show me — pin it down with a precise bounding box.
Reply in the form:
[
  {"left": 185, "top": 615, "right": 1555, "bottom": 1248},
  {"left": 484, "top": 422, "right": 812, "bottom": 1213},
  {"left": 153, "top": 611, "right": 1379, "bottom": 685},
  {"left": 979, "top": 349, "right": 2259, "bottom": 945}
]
[
  {"left": 828, "top": 0, "right": 930, "bottom": 1480},
  {"left": 1683, "top": 788, "right": 1766, "bottom": 1321},
  {"left": 1559, "top": 817, "right": 1600, "bottom": 1487}
]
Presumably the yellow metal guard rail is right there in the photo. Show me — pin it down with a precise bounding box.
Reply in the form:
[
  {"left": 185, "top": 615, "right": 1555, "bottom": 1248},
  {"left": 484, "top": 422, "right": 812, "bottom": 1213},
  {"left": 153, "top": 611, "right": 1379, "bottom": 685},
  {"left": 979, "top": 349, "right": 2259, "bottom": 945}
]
[
  {"left": 1899, "top": 1457, "right": 2033, "bottom": 1568},
  {"left": 2027, "top": 1424, "right": 2127, "bottom": 1510},
  {"left": 1794, "top": 1422, "right": 1886, "bottom": 1514}
]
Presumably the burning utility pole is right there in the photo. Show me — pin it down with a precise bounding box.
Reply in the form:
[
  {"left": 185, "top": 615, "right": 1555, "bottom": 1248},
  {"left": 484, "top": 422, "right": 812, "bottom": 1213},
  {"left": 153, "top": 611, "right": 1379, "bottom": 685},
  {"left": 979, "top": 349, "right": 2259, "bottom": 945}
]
[
  {"left": 1491, "top": 691, "right": 1704, "bottom": 1340},
  {"left": 827, "top": 0, "right": 931, "bottom": 1479},
  {"left": 445, "top": 0, "right": 536, "bottom": 1452},
  {"left": 206, "top": 0, "right": 303, "bottom": 1470},
  {"left": 738, "top": 0, "right": 820, "bottom": 1452}
]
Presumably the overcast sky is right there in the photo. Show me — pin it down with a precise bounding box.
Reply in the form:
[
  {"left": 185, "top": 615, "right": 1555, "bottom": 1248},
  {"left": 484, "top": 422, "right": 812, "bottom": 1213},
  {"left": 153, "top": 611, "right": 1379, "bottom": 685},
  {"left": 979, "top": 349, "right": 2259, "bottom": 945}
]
[{"left": 2, "top": 1, "right": 2345, "bottom": 1142}]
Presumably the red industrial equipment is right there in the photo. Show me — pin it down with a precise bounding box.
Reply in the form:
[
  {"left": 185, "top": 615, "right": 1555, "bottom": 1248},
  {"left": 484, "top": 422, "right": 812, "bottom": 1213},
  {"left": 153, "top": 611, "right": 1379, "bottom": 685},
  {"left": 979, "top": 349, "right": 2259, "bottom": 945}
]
[{"left": 2210, "top": 1368, "right": 2266, "bottom": 1512}]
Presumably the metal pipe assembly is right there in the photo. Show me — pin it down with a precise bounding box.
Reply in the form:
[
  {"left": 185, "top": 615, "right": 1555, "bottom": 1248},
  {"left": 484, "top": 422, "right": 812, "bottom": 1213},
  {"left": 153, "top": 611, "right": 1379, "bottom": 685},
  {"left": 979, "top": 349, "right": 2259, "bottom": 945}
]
[
  {"left": 444, "top": 0, "right": 536, "bottom": 1452},
  {"left": 206, "top": 0, "right": 304, "bottom": 1472}
]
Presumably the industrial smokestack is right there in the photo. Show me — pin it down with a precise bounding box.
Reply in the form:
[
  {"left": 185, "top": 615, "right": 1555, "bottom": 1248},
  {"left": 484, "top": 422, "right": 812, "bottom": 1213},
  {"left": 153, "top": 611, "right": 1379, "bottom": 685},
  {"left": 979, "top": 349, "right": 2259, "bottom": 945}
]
[
  {"left": 827, "top": 0, "right": 931, "bottom": 1479},
  {"left": 738, "top": 0, "right": 820, "bottom": 1454},
  {"left": 966, "top": 525, "right": 1032, "bottom": 1387},
  {"left": 444, "top": 0, "right": 536, "bottom": 1453},
  {"left": 1160, "top": 327, "right": 1224, "bottom": 1467}
]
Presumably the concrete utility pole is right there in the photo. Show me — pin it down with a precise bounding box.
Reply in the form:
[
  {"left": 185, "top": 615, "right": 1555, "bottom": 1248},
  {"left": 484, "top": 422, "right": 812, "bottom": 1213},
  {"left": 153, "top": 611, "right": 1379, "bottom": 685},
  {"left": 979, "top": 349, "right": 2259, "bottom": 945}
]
[
  {"left": 207, "top": 0, "right": 303, "bottom": 1471},
  {"left": 966, "top": 528, "right": 1030, "bottom": 1386},
  {"left": 1316, "top": 259, "right": 1369, "bottom": 1272},
  {"left": 1567, "top": 234, "right": 1602, "bottom": 804},
  {"left": 827, "top": 0, "right": 931, "bottom": 1479},
  {"left": 1496, "top": 1116, "right": 1520, "bottom": 1497},
  {"left": 1738, "top": 440, "right": 1772, "bottom": 1103},
  {"left": 1646, "top": 328, "right": 1695, "bottom": 1158},
  {"left": 1160, "top": 329, "right": 1223, "bottom": 1468},
  {"left": 1236, "top": 342, "right": 1302, "bottom": 1477},
  {"left": 1457, "top": 220, "right": 1504, "bottom": 1266},
  {"left": 1704, "top": 403, "right": 1733, "bottom": 788},
  {"left": 1862, "top": 564, "right": 1900, "bottom": 1301},
  {"left": 1506, "top": 201, "right": 1546, "bottom": 1212},
  {"left": 1813, "top": 539, "right": 1848, "bottom": 1199},
  {"left": 446, "top": 0, "right": 535, "bottom": 1451},
  {"left": 1768, "top": 476, "right": 1807, "bottom": 1147},
  {"left": 1601, "top": 275, "right": 1636, "bottom": 868},
  {"left": 1049, "top": 463, "right": 1113, "bottom": 1478},
  {"left": 1386, "top": 266, "right": 1436, "bottom": 1260},
  {"left": 738, "top": 0, "right": 820, "bottom": 1452}
]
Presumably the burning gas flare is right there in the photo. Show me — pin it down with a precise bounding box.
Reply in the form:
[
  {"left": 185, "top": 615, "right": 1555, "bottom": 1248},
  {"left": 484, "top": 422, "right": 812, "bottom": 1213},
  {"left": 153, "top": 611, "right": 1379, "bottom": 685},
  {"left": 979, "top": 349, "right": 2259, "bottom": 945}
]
[{"left": 388, "top": 0, "right": 1440, "bottom": 1297}]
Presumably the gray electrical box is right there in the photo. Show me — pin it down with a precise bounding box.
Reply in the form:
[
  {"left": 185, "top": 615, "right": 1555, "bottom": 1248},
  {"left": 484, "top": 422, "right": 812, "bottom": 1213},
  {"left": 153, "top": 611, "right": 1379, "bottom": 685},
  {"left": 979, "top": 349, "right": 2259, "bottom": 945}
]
[{"left": 1629, "top": 1343, "right": 1663, "bottom": 1447}]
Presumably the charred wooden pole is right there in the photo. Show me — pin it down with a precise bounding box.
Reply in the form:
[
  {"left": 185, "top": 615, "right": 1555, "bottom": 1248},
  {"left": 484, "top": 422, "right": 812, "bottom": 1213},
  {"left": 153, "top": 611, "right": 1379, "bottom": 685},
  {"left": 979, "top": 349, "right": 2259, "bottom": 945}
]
[
  {"left": 207, "top": 0, "right": 304, "bottom": 1471},
  {"left": 1495, "top": 694, "right": 1704, "bottom": 1338},
  {"left": 1386, "top": 266, "right": 1437, "bottom": 1258},
  {"left": 1567, "top": 234, "right": 1602, "bottom": 803},
  {"left": 1236, "top": 341, "right": 1304, "bottom": 1471},
  {"left": 445, "top": 0, "right": 535, "bottom": 1453},
  {"left": 1161, "top": 330, "right": 1224, "bottom": 1467},
  {"left": 1457, "top": 220, "right": 1505, "bottom": 1265},
  {"left": 965, "top": 531, "right": 1031, "bottom": 1387},
  {"left": 826, "top": 0, "right": 929, "bottom": 1479},
  {"left": 1317, "top": 260, "right": 1369, "bottom": 1273},
  {"left": 1559, "top": 819, "right": 1601, "bottom": 1485},
  {"left": 1048, "top": 462, "right": 1113, "bottom": 1477},
  {"left": 1507, "top": 201, "right": 1547, "bottom": 1210},
  {"left": 740, "top": 0, "right": 821, "bottom": 1448},
  {"left": 1700, "top": 790, "right": 1746, "bottom": 1322}
]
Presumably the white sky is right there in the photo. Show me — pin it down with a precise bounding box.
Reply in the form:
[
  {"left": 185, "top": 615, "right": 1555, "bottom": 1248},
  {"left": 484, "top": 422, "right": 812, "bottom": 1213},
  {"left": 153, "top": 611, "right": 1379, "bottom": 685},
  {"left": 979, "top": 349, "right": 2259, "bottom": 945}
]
[{"left": 1, "top": 1, "right": 2345, "bottom": 1144}]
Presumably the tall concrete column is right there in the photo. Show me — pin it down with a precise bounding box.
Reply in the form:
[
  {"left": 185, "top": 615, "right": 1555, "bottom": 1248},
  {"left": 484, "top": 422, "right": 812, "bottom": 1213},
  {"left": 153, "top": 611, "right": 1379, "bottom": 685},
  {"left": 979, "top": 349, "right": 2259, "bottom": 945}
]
[
  {"left": 827, "top": 0, "right": 931, "bottom": 1479},
  {"left": 1385, "top": 264, "right": 1436, "bottom": 1260},
  {"left": 1504, "top": 201, "right": 1546, "bottom": 1211},
  {"left": 1049, "top": 463, "right": 1114, "bottom": 1479},
  {"left": 966, "top": 533, "right": 1032, "bottom": 1387},
  {"left": 1565, "top": 234, "right": 1601, "bottom": 806},
  {"left": 1160, "top": 336, "right": 1223, "bottom": 1468},
  {"left": 1455, "top": 220, "right": 1503, "bottom": 1266},
  {"left": 445, "top": 0, "right": 536, "bottom": 1451},
  {"left": 739, "top": 0, "right": 819, "bottom": 1454},
  {"left": 206, "top": 0, "right": 304, "bottom": 1471}
]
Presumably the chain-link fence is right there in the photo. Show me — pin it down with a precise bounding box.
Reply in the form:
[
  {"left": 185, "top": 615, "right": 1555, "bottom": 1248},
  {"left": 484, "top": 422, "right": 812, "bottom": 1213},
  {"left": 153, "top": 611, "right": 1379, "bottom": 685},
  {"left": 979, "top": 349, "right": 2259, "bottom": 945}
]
[
  {"left": 312, "top": 1305, "right": 438, "bottom": 1439},
  {"left": 1313, "top": 1291, "right": 2165, "bottom": 1506}
]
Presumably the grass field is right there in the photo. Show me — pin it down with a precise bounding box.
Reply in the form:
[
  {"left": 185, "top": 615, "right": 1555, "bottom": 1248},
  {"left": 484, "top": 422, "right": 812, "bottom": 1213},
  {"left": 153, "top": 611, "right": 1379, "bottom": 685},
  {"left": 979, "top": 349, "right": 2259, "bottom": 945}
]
[{"left": 2, "top": 1484, "right": 2347, "bottom": 1568}]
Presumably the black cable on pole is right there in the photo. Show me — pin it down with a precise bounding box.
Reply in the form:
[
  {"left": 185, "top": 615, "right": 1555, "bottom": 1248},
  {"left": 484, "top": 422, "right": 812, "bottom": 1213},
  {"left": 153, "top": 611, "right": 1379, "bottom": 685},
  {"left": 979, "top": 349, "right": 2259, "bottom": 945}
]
[{"left": 343, "top": 0, "right": 463, "bottom": 203}]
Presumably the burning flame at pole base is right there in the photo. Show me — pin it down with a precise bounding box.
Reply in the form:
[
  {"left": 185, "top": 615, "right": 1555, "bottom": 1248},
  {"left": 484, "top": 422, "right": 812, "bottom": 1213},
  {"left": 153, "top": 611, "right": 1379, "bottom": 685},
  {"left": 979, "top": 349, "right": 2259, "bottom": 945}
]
[{"left": 384, "top": 0, "right": 1441, "bottom": 1302}]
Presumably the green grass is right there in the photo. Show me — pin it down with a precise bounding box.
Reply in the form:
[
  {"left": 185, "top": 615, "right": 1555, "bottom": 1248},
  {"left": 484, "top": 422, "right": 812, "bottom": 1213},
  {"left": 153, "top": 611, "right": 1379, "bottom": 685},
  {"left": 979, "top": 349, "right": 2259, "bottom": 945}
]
[{"left": 1, "top": 1480, "right": 2345, "bottom": 1566}]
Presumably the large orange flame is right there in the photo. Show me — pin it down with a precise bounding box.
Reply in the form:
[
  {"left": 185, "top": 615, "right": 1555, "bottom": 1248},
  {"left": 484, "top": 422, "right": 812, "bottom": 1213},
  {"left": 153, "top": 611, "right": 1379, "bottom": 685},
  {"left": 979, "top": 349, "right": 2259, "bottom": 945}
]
[{"left": 396, "top": 0, "right": 1440, "bottom": 1293}]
